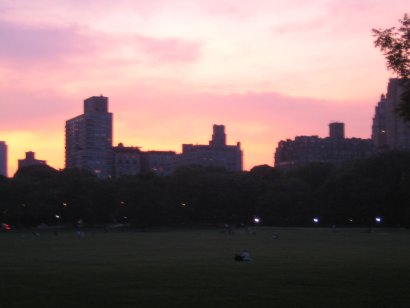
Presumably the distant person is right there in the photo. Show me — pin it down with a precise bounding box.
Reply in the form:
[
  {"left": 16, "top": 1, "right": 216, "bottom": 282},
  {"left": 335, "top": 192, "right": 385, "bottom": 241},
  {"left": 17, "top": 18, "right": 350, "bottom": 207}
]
[
  {"left": 241, "top": 249, "right": 251, "bottom": 261},
  {"left": 234, "top": 249, "right": 252, "bottom": 262},
  {"left": 76, "top": 230, "right": 85, "bottom": 238},
  {"left": 228, "top": 225, "right": 235, "bottom": 235}
]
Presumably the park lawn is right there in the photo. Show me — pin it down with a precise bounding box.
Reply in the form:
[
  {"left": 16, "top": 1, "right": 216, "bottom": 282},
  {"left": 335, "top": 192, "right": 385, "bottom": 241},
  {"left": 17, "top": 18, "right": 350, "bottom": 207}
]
[{"left": 1, "top": 227, "right": 410, "bottom": 308}]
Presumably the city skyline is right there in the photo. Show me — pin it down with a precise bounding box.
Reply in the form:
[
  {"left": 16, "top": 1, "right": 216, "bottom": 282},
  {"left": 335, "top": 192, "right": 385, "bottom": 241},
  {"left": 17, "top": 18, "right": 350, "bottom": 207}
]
[{"left": 0, "top": 1, "right": 406, "bottom": 175}]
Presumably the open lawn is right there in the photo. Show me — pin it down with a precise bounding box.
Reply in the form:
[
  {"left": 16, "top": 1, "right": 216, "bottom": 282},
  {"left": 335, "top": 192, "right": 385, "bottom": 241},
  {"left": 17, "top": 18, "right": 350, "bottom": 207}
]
[{"left": 1, "top": 227, "right": 410, "bottom": 307}]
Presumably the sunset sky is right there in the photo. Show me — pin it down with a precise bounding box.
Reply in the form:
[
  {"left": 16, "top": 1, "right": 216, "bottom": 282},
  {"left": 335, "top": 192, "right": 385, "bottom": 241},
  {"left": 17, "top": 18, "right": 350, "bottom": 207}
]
[{"left": 0, "top": 0, "right": 406, "bottom": 176}]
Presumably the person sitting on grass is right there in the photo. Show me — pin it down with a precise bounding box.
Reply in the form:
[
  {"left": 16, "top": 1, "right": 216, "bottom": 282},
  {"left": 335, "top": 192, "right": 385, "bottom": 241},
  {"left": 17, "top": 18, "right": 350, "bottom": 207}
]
[{"left": 234, "top": 249, "right": 251, "bottom": 262}]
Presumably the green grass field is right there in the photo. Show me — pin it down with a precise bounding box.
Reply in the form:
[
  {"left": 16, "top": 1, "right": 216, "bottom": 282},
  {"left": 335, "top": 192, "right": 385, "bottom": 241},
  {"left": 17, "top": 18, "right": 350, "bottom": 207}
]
[{"left": 1, "top": 227, "right": 410, "bottom": 308}]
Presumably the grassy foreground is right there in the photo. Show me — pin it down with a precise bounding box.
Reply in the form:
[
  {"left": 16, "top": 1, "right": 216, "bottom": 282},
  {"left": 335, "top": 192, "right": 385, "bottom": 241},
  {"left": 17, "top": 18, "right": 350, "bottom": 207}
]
[{"left": 1, "top": 227, "right": 410, "bottom": 308}]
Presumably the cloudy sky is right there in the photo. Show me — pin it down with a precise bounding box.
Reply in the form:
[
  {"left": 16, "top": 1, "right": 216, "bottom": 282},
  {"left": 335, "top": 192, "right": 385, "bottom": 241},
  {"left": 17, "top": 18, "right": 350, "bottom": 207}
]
[{"left": 0, "top": 0, "right": 406, "bottom": 175}]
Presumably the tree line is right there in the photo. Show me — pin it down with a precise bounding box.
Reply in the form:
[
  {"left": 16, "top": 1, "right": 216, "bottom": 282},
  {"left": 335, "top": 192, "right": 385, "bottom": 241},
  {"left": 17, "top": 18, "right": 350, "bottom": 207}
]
[{"left": 1, "top": 151, "right": 410, "bottom": 229}]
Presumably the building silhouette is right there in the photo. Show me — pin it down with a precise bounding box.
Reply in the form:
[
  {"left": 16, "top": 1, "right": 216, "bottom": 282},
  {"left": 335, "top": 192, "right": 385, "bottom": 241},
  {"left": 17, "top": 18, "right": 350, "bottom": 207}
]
[
  {"left": 275, "top": 123, "right": 374, "bottom": 169},
  {"left": 18, "top": 151, "right": 46, "bottom": 170},
  {"left": 65, "top": 99, "right": 242, "bottom": 177},
  {"left": 176, "top": 125, "right": 243, "bottom": 172},
  {"left": 372, "top": 79, "right": 410, "bottom": 150},
  {"left": 65, "top": 96, "right": 113, "bottom": 178},
  {"left": 372, "top": 94, "right": 388, "bottom": 148},
  {"left": 113, "top": 143, "right": 142, "bottom": 178},
  {"left": 329, "top": 122, "right": 345, "bottom": 139},
  {"left": 0, "top": 141, "right": 7, "bottom": 177},
  {"left": 113, "top": 144, "right": 176, "bottom": 177},
  {"left": 141, "top": 151, "right": 176, "bottom": 176}
]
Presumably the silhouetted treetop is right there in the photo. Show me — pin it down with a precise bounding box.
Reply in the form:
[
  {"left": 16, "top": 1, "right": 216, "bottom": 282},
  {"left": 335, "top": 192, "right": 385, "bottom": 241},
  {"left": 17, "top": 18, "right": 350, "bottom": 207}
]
[{"left": 373, "top": 13, "right": 410, "bottom": 121}]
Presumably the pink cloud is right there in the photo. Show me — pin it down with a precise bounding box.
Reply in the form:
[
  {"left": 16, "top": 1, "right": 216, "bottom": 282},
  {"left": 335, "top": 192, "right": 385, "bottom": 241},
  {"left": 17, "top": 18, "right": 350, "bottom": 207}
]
[
  {"left": 272, "top": 19, "right": 329, "bottom": 34},
  {"left": 268, "top": 1, "right": 406, "bottom": 40},
  {"left": 0, "top": 19, "right": 97, "bottom": 64},
  {"left": 0, "top": 17, "right": 201, "bottom": 69},
  {"left": 202, "top": 0, "right": 313, "bottom": 20},
  {"left": 324, "top": 0, "right": 406, "bottom": 35},
  {"left": 326, "top": 0, "right": 403, "bottom": 14},
  {"left": 133, "top": 35, "right": 201, "bottom": 63},
  {"left": 59, "top": 0, "right": 165, "bottom": 16},
  {"left": 0, "top": 89, "right": 78, "bottom": 130}
]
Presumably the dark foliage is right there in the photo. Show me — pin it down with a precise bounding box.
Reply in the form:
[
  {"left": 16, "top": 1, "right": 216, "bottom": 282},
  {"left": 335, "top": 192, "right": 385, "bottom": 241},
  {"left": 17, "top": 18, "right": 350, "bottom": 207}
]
[
  {"left": 2, "top": 152, "right": 410, "bottom": 228},
  {"left": 373, "top": 13, "right": 410, "bottom": 121}
]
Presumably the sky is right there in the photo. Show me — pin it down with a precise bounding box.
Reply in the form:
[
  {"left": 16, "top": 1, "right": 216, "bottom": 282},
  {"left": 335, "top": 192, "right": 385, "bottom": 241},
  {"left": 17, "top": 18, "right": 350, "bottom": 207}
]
[{"left": 0, "top": 0, "right": 407, "bottom": 176}]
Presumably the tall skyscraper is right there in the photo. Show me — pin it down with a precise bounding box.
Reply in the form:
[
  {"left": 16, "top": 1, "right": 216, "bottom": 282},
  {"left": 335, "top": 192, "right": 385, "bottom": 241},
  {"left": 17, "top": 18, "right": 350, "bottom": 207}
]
[
  {"left": 372, "top": 94, "right": 388, "bottom": 148},
  {"left": 0, "top": 141, "right": 7, "bottom": 177},
  {"left": 65, "top": 96, "right": 113, "bottom": 178},
  {"left": 372, "top": 79, "right": 410, "bottom": 150}
]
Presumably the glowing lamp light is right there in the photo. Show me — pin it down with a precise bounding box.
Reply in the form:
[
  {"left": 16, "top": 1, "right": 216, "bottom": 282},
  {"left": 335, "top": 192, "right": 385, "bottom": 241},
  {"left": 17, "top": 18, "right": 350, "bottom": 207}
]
[
  {"left": 4, "top": 223, "right": 11, "bottom": 231},
  {"left": 375, "top": 216, "right": 382, "bottom": 223},
  {"left": 253, "top": 217, "right": 260, "bottom": 224},
  {"left": 313, "top": 217, "right": 320, "bottom": 224}
]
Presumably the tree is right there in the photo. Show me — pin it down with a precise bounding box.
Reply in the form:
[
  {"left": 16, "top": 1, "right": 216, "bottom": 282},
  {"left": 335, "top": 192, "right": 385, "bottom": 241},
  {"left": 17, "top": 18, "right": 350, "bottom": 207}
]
[{"left": 373, "top": 14, "right": 410, "bottom": 121}]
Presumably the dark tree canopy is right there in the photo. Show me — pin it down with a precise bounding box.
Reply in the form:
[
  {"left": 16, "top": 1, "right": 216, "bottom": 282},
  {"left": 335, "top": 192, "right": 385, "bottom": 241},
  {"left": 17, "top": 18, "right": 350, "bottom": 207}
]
[
  {"left": 373, "top": 14, "right": 409, "bottom": 79},
  {"left": 2, "top": 153, "right": 410, "bottom": 228},
  {"left": 373, "top": 14, "right": 410, "bottom": 121},
  {"left": 14, "top": 164, "right": 59, "bottom": 180}
]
